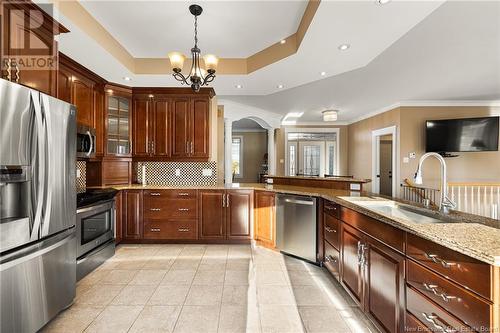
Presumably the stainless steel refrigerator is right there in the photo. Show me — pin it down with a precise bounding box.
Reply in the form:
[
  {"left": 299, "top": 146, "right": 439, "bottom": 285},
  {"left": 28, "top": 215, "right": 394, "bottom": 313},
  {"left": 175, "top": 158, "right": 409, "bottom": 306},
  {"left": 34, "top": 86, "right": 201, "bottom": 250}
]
[{"left": 0, "top": 79, "right": 77, "bottom": 333}]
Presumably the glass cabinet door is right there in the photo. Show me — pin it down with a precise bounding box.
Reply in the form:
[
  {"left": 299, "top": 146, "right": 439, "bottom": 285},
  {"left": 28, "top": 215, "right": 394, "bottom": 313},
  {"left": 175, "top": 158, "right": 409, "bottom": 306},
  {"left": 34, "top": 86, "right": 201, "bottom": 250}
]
[{"left": 107, "top": 96, "right": 130, "bottom": 155}]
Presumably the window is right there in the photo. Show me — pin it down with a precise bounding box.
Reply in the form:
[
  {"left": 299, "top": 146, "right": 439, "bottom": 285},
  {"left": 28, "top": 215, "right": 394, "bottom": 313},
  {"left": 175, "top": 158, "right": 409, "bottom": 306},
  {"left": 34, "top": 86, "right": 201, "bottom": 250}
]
[
  {"left": 289, "top": 144, "right": 296, "bottom": 176},
  {"left": 231, "top": 136, "right": 243, "bottom": 177}
]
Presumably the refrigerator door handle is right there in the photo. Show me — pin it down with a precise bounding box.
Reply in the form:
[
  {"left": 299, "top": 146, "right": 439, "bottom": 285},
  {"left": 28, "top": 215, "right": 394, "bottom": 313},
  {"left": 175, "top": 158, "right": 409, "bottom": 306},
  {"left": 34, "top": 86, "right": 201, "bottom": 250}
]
[
  {"left": 40, "top": 94, "right": 53, "bottom": 238},
  {"left": 86, "top": 130, "right": 94, "bottom": 157},
  {"left": 30, "top": 91, "right": 45, "bottom": 241}
]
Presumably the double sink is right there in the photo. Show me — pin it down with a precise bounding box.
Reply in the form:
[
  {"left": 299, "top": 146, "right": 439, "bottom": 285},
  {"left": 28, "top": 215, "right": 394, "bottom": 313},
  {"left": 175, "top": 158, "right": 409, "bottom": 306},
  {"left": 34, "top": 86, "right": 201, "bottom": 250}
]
[{"left": 339, "top": 196, "right": 456, "bottom": 224}]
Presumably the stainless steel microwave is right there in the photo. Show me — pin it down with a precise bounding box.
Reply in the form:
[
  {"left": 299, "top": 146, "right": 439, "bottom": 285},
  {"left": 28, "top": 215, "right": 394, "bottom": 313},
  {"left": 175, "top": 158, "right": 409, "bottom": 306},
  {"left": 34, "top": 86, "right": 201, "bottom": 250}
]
[{"left": 76, "top": 124, "right": 96, "bottom": 158}]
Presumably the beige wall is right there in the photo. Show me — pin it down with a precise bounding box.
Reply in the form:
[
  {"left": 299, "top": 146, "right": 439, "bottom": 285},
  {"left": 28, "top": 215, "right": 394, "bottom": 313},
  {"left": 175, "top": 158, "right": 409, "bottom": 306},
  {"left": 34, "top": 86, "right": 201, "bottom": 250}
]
[
  {"left": 210, "top": 96, "right": 218, "bottom": 162},
  {"left": 274, "top": 125, "right": 349, "bottom": 177},
  {"left": 346, "top": 106, "right": 500, "bottom": 194},
  {"left": 347, "top": 108, "right": 401, "bottom": 192},
  {"left": 216, "top": 106, "right": 225, "bottom": 184},
  {"left": 399, "top": 106, "right": 500, "bottom": 188},
  {"left": 233, "top": 131, "right": 268, "bottom": 183}
]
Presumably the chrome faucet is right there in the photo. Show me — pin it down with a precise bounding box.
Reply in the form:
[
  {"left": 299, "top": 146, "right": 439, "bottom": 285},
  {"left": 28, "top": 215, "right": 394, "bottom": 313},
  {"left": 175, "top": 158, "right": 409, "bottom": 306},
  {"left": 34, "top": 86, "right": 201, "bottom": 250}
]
[{"left": 414, "top": 152, "right": 456, "bottom": 214}]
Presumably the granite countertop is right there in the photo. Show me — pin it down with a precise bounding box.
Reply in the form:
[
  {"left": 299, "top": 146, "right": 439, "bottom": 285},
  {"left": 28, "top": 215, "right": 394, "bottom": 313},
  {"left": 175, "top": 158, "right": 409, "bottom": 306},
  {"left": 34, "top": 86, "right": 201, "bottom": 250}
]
[
  {"left": 92, "top": 183, "right": 500, "bottom": 266},
  {"left": 264, "top": 175, "right": 371, "bottom": 183}
]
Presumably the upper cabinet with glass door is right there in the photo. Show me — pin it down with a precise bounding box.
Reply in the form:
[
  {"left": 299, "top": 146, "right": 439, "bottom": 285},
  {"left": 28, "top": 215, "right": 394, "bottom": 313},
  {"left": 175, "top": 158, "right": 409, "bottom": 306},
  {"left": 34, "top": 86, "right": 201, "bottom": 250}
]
[{"left": 106, "top": 93, "right": 131, "bottom": 156}]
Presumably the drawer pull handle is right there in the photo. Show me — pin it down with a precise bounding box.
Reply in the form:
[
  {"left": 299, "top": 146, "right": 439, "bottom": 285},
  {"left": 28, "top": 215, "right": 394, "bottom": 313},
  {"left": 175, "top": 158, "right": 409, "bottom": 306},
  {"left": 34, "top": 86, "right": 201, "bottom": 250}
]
[
  {"left": 325, "top": 226, "right": 337, "bottom": 233},
  {"left": 178, "top": 193, "right": 190, "bottom": 196},
  {"left": 325, "top": 206, "right": 337, "bottom": 210},
  {"left": 424, "top": 253, "right": 457, "bottom": 268},
  {"left": 423, "top": 283, "right": 457, "bottom": 302},
  {"left": 150, "top": 228, "right": 161, "bottom": 232},
  {"left": 325, "top": 255, "right": 337, "bottom": 263},
  {"left": 422, "top": 312, "right": 456, "bottom": 333},
  {"left": 150, "top": 208, "right": 161, "bottom": 211},
  {"left": 178, "top": 208, "right": 189, "bottom": 211},
  {"left": 150, "top": 193, "right": 161, "bottom": 196},
  {"left": 178, "top": 228, "right": 190, "bottom": 232}
]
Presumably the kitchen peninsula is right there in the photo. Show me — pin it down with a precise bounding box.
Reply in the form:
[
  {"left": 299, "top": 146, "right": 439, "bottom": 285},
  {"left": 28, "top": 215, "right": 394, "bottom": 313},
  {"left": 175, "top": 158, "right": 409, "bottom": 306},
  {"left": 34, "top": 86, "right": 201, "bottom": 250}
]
[{"left": 263, "top": 175, "right": 371, "bottom": 191}]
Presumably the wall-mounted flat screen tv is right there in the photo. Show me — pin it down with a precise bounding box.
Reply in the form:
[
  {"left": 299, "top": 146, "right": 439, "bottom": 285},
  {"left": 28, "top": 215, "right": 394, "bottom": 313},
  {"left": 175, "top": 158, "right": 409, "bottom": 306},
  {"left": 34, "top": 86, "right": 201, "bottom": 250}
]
[{"left": 425, "top": 116, "right": 499, "bottom": 153}]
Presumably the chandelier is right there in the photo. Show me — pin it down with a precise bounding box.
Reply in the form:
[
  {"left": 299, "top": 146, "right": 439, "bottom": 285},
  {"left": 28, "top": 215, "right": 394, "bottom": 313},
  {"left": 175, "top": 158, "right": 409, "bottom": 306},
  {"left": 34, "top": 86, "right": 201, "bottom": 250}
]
[{"left": 168, "top": 4, "right": 218, "bottom": 92}]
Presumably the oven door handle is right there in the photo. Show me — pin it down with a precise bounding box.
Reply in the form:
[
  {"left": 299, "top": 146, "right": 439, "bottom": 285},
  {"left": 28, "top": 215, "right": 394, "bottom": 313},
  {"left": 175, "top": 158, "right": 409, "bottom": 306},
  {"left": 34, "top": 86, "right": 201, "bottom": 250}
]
[
  {"left": 86, "top": 130, "right": 94, "bottom": 157},
  {"left": 77, "top": 201, "right": 114, "bottom": 214}
]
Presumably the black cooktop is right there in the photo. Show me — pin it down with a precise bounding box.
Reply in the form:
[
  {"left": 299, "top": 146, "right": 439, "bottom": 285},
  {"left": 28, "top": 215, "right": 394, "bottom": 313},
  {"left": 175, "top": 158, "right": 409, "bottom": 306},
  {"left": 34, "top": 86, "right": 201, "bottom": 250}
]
[{"left": 77, "top": 188, "right": 118, "bottom": 208}]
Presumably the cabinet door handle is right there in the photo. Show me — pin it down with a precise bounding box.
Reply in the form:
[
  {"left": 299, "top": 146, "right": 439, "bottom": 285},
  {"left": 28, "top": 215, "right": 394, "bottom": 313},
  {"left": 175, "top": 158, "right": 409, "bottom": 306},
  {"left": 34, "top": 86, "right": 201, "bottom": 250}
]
[
  {"left": 421, "top": 312, "right": 456, "bottom": 333},
  {"left": 222, "top": 194, "right": 226, "bottom": 208},
  {"left": 150, "top": 208, "right": 161, "bottom": 211},
  {"left": 325, "top": 205, "right": 337, "bottom": 211},
  {"left": 325, "top": 255, "right": 337, "bottom": 263},
  {"left": 150, "top": 192, "right": 161, "bottom": 196},
  {"left": 178, "top": 208, "right": 189, "bottom": 211},
  {"left": 186, "top": 141, "right": 189, "bottom": 154},
  {"left": 226, "top": 194, "right": 230, "bottom": 207},
  {"left": 357, "top": 241, "right": 363, "bottom": 265},
  {"left": 151, "top": 141, "right": 154, "bottom": 153},
  {"left": 191, "top": 141, "right": 194, "bottom": 154},
  {"left": 325, "top": 226, "right": 336, "bottom": 233},
  {"left": 13, "top": 63, "right": 20, "bottom": 83},
  {"left": 424, "top": 253, "right": 457, "bottom": 268},
  {"left": 178, "top": 193, "right": 190, "bottom": 196},
  {"left": 5, "top": 59, "right": 12, "bottom": 81}
]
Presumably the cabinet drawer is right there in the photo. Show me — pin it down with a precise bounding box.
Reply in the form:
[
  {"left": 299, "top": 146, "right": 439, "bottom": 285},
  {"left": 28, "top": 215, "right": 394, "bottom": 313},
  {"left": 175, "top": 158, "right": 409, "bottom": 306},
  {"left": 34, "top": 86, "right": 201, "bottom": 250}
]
[
  {"left": 144, "top": 189, "right": 197, "bottom": 199},
  {"left": 324, "top": 240, "right": 340, "bottom": 278},
  {"left": 407, "top": 259, "right": 490, "bottom": 331},
  {"left": 324, "top": 214, "right": 340, "bottom": 250},
  {"left": 405, "top": 311, "right": 431, "bottom": 332},
  {"left": 340, "top": 207, "right": 404, "bottom": 253},
  {"left": 324, "top": 201, "right": 340, "bottom": 218},
  {"left": 144, "top": 198, "right": 197, "bottom": 219},
  {"left": 406, "top": 233, "right": 491, "bottom": 300},
  {"left": 407, "top": 286, "right": 476, "bottom": 333},
  {"left": 144, "top": 220, "right": 197, "bottom": 240}
]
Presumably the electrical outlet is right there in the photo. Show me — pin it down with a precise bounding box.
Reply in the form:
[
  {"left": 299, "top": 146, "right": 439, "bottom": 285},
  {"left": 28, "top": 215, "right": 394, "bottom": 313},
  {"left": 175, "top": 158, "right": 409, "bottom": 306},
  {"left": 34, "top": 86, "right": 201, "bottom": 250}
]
[
  {"left": 175, "top": 169, "right": 181, "bottom": 176},
  {"left": 409, "top": 152, "right": 416, "bottom": 159},
  {"left": 202, "top": 169, "right": 213, "bottom": 176}
]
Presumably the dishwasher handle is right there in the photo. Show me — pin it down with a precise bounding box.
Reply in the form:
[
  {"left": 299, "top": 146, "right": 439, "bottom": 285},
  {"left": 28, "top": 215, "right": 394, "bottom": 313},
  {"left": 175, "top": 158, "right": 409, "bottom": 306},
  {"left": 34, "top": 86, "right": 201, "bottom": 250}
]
[{"left": 284, "top": 198, "right": 314, "bottom": 206}]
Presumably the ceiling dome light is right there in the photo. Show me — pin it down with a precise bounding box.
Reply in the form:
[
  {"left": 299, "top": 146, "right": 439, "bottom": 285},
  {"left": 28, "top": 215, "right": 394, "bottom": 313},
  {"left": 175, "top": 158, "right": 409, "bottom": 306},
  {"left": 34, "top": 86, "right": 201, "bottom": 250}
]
[
  {"left": 377, "top": 0, "right": 391, "bottom": 4},
  {"left": 277, "top": 84, "right": 284, "bottom": 89},
  {"left": 167, "top": 4, "right": 218, "bottom": 92},
  {"left": 320, "top": 71, "right": 326, "bottom": 76},
  {"left": 338, "top": 44, "right": 350, "bottom": 51},
  {"left": 280, "top": 39, "right": 286, "bottom": 44},
  {"left": 322, "top": 110, "right": 338, "bottom": 122},
  {"left": 235, "top": 84, "right": 243, "bottom": 89},
  {"left": 123, "top": 76, "right": 131, "bottom": 81}
]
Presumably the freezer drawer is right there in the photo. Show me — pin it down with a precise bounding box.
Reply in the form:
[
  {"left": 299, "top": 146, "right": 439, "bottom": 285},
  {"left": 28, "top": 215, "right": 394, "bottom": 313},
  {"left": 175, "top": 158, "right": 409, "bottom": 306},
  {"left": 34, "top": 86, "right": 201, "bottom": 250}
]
[
  {"left": 0, "top": 230, "right": 76, "bottom": 333},
  {"left": 276, "top": 194, "right": 317, "bottom": 263}
]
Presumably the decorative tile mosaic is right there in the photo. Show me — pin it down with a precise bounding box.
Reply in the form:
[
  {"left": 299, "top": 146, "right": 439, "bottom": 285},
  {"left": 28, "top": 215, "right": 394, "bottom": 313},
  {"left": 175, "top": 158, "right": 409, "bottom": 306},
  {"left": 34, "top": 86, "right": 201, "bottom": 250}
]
[
  {"left": 135, "top": 161, "right": 218, "bottom": 186},
  {"left": 76, "top": 160, "right": 86, "bottom": 193}
]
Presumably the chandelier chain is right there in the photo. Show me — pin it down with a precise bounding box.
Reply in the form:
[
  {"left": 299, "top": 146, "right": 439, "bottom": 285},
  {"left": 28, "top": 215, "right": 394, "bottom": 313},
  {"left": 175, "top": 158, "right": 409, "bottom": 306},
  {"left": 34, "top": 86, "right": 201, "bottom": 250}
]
[{"left": 194, "top": 15, "right": 198, "bottom": 47}]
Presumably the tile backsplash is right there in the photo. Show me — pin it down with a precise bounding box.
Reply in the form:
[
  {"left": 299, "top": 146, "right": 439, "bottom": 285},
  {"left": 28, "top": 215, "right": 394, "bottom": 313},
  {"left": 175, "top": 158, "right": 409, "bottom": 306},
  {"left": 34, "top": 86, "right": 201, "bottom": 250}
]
[
  {"left": 135, "top": 161, "right": 217, "bottom": 186},
  {"left": 76, "top": 160, "right": 86, "bottom": 193}
]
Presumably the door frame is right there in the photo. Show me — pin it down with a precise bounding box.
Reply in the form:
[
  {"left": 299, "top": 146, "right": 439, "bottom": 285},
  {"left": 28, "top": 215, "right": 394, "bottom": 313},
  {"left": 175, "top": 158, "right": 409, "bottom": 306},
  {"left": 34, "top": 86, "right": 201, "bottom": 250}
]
[
  {"left": 284, "top": 127, "right": 340, "bottom": 176},
  {"left": 371, "top": 126, "right": 398, "bottom": 196}
]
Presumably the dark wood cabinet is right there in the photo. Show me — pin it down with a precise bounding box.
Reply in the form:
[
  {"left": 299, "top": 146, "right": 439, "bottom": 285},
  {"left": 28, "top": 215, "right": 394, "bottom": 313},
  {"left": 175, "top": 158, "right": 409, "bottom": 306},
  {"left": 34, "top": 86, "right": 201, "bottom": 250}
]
[
  {"left": 341, "top": 223, "right": 365, "bottom": 304},
  {"left": 198, "top": 189, "right": 253, "bottom": 241},
  {"left": 171, "top": 97, "right": 191, "bottom": 158},
  {"left": 226, "top": 190, "right": 253, "bottom": 240},
  {"left": 105, "top": 85, "right": 132, "bottom": 157},
  {"left": 1, "top": 2, "right": 68, "bottom": 96},
  {"left": 254, "top": 191, "right": 276, "bottom": 248},
  {"left": 364, "top": 237, "right": 405, "bottom": 333},
  {"left": 123, "top": 190, "right": 143, "bottom": 240},
  {"left": 72, "top": 74, "right": 95, "bottom": 126},
  {"left": 115, "top": 191, "right": 123, "bottom": 244},
  {"left": 198, "top": 190, "right": 226, "bottom": 240},
  {"left": 132, "top": 95, "right": 171, "bottom": 158}
]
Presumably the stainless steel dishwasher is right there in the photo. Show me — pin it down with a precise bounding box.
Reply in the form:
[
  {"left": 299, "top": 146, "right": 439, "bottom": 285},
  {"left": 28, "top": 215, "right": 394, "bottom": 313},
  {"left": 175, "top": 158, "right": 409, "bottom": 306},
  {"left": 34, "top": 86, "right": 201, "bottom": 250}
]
[{"left": 276, "top": 194, "right": 317, "bottom": 263}]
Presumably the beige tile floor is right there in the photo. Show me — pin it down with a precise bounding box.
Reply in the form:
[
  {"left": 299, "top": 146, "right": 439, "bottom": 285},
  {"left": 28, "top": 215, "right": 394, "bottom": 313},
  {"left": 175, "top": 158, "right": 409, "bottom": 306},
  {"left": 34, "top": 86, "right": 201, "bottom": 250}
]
[{"left": 42, "top": 244, "right": 381, "bottom": 333}]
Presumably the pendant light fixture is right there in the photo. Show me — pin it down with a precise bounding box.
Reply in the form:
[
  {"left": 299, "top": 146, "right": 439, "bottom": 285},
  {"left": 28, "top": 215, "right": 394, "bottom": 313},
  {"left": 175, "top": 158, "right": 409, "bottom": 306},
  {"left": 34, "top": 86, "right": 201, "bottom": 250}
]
[
  {"left": 168, "top": 4, "right": 218, "bottom": 92},
  {"left": 322, "top": 110, "right": 338, "bottom": 122}
]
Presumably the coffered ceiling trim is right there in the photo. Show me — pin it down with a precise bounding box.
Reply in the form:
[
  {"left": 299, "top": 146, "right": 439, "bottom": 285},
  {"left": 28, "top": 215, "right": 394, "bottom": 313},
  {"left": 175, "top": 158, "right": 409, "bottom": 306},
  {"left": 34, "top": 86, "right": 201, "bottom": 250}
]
[{"left": 50, "top": 0, "right": 319, "bottom": 75}]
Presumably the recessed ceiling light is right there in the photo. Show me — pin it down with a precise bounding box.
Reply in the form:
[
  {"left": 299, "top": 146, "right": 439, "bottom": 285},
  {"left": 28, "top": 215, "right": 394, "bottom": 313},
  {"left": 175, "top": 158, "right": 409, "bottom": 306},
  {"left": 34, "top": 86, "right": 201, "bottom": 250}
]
[
  {"left": 123, "top": 76, "right": 131, "bottom": 81},
  {"left": 277, "top": 84, "right": 284, "bottom": 89},
  {"left": 235, "top": 84, "right": 243, "bottom": 89},
  {"left": 280, "top": 39, "right": 286, "bottom": 44},
  {"left": 376, "top": 0, "right": 391, "bottom": 4},
  {"left": 320, "top": 71, "right": 326, "bottom": 76},
  {"left": 338, "top": 44, "right": 350, "bottom": 51}
]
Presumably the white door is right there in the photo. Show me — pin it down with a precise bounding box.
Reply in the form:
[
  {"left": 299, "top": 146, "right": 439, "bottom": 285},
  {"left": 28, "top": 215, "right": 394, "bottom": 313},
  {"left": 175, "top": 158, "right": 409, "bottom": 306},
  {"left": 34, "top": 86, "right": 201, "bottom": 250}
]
[
  {"left": 325, "top": 141, "right": 337, "bottom": 176},
  {"left": 287, "top": 142, "right": 298, "bottom": 176},
  {"left": 298, "top": 142, "right": 325, "bottom": 176}
]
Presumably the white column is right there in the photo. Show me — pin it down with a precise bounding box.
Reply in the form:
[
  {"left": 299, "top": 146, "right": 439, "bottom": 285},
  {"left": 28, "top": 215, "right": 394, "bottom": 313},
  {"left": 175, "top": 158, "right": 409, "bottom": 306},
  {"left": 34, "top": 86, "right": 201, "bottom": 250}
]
[
  {"left": 224, "top": 119, "right": 233, "bottom": 184},
  {"left": 267, "top": 128, "right": 276, "bottom": 176}
]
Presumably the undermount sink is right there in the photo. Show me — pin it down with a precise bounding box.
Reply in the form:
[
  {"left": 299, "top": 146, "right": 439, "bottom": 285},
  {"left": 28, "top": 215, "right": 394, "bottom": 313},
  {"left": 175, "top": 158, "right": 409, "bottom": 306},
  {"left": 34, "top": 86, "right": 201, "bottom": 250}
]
[{"left": 338, "top": 196, "right": 453, "bottom": 224}]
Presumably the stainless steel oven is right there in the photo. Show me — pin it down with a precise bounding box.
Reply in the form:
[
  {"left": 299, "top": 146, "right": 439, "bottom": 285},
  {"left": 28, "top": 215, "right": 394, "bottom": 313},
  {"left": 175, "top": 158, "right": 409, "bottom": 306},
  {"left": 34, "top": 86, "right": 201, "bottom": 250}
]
[
  {"left": 76, "top": 199, "right": 115, "bottom": 279},
  {"left": 76, "top": 124, "right": 96, "bottom": 159}
]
